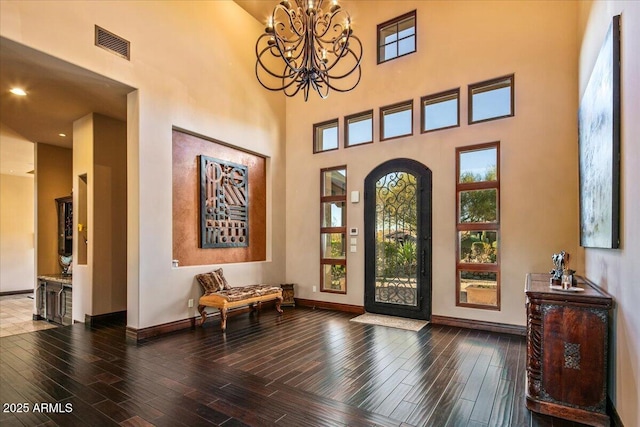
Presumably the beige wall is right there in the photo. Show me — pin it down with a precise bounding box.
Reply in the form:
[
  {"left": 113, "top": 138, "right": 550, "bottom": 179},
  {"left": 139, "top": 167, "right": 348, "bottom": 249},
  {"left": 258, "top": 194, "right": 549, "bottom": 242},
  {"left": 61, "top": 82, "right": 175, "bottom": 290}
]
[
  {"left": 0, "top": 0, "right": 287, "bottom": 329},
  {"left": 579, "top": 1, "right": 640, "bottom": 425},
  {"left": 93, "top": 114, "right": 127, "bottom": 316},
  {"left": 286, "top": 1, "right": 580, "bottom": 326},
  {"left": 72, "top": 113, "right": 128, "bottom": 319},
  {"left": 35, "top": 143, "right": 72, "bottom": 276},
  {"left": 0, "top": 174, "right": 34, "bottom": 293},
  {"left": 73, "top": 114, "right": 93, "bottom": 322}
]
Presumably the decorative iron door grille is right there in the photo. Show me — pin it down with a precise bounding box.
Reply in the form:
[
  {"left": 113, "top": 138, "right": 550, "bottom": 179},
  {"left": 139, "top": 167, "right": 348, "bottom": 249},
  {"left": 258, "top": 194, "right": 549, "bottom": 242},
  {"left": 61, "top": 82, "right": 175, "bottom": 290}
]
[
  {"left": 364, "top": 158, "right": 432, "bottom": 320},
  {"left": 199, "top": 156, "right": 249, "bottom": 248},
  {"left": 374, "top": 171, "right": 418, "bottom": 306}
]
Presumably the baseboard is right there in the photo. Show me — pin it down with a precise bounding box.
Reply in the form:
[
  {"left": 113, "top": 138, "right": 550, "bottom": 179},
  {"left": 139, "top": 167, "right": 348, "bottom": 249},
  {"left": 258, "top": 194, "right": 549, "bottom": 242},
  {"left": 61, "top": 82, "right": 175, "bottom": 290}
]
[
  {"left": 608, "top": 396, "right": 625, "bottom": 427},
  {"left": 1, "top": 289, "right": 33, "bottom": 296},
  {"left": 126, "top": 302, "right": 278, "bottom": 342},
  {"left": 127, "top": 317, "right": 199, "bottom": 342},
  {"left": 430, "top": 314, "right": 526, "bottom": 336},
  {"left": 84, "top": 310, "right": 126, "bottom": 326},
  {"left": 294, "top": 298, "right": 365, "bottom": 314}
]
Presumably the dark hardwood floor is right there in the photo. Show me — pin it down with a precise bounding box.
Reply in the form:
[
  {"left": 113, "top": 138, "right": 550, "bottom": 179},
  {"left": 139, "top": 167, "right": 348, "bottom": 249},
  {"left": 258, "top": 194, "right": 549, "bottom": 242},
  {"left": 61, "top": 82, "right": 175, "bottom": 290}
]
[{"left": 0, "top": 307, "right": 593, "bottom": 426}]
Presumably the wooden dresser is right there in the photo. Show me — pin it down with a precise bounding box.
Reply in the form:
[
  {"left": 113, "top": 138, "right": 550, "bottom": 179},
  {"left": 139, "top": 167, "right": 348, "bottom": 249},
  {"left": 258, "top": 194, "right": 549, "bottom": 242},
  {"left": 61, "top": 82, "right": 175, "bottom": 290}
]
[{"left": 525, "top": 273, "right": 613, "bottom": 426}]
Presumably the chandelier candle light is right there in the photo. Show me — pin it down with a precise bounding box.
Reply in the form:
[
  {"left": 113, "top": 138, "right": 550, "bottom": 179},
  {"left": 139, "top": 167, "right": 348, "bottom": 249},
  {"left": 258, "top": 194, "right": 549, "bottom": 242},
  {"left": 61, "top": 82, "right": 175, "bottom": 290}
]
[{"left": 255, "top": 0, "right": 363, "bottom": 101}]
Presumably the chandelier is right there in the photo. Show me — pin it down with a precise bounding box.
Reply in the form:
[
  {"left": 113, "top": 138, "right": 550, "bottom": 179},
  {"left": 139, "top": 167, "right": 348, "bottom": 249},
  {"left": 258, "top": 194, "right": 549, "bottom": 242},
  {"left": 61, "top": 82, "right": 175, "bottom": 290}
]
[{"left": 255, "top": 0, "right": 363, "bottom": 101}]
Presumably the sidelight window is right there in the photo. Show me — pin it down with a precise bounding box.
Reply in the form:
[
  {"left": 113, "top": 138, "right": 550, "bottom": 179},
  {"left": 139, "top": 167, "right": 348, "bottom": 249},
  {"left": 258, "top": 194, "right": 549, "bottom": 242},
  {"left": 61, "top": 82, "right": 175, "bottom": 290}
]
[
  {"left": 456, "top": 143, "right": 500, "bottom": 309},
  {"left": 320, "top": 167, "right": 347, "bottom": 293}
]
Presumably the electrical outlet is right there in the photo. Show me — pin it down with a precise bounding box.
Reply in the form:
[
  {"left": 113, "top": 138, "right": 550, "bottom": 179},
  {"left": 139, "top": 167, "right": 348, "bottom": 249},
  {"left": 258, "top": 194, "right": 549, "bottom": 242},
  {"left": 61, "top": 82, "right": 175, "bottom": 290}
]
[
  {"left": 312, "top": 286, "right": 317, "bottom": 292},
  {"left": 188, "top": 299, "right": 194, "bottom": 308}
]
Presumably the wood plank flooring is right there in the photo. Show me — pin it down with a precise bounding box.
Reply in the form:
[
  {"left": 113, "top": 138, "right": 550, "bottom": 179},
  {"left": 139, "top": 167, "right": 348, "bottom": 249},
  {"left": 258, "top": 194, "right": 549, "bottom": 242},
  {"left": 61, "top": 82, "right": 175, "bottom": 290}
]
[{"left": 0, "top": 307, "right": 594, "bottom": 426}]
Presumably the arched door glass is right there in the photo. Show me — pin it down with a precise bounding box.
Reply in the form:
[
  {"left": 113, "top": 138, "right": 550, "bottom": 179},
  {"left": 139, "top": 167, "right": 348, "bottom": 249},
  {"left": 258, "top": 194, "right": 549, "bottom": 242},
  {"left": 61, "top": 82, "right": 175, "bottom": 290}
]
[{"left": 374, "top": 171, "right": 418, "bottom": 306}]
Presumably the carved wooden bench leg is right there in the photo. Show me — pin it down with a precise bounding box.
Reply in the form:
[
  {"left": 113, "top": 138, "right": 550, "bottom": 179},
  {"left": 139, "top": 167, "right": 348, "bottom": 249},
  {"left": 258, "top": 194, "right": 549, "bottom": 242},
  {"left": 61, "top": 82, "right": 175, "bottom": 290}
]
[
  {"left": 275, "top": 296, "right": 283, "bottom": 314},
  {"left": 198, "top": 305, "right": 207, "bottom": 326},
  {"left": 220, "top": 307, "right": 228, "bottom": 331}
]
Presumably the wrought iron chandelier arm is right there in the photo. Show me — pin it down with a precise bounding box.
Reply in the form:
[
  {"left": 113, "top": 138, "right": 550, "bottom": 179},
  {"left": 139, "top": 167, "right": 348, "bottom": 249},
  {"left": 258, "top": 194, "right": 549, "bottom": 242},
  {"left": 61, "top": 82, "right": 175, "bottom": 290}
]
[
  {"left": 319, "top": 34, "right": 362, "bottom": 76},
  {"left": 255, "top": 0, "right": 362, "bottom": 100}
]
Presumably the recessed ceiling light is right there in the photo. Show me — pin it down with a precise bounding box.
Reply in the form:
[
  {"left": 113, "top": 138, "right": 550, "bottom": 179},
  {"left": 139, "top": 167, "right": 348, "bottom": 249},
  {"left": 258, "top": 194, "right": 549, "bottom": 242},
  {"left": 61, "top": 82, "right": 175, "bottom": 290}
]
[
  {"left": 59, "top": 133, "right": 66, "bottom": 137},
  {"left": 9, "top": 88, "right": 27, "bottom": 96}
]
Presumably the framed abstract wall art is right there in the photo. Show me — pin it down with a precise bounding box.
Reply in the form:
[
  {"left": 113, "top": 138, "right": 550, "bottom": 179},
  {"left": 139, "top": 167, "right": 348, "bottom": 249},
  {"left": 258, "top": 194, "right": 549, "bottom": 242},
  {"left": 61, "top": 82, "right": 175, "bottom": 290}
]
[
  {"left": 199, "top": 155, "right": 249, "bottom": 248},
  {"left": 578, "top": 15, "right": 621, "bottom": 249}
]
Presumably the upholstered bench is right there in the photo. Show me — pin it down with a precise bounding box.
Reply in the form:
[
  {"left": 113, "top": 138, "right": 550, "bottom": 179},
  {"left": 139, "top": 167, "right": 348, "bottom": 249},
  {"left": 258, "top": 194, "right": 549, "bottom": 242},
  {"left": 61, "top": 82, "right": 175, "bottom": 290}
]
[{"left": 196, "top": 269, "right": 283, "bottom": 331}]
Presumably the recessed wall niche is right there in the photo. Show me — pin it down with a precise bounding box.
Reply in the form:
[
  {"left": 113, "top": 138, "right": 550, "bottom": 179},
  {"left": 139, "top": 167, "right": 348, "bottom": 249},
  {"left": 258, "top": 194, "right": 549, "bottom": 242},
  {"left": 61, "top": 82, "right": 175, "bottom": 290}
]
[{"left": 172, "top": 130, "right": 266, "bottom": 266}]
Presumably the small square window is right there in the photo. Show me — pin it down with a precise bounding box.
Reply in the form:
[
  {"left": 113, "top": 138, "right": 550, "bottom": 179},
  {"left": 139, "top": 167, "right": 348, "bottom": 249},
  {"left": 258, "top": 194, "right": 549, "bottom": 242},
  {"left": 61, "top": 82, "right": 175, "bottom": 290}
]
[
  {"left": 469, "top": 75, "right": 514, "bottom": 124},
  {"left": 321, "top": 201, "right": 346, "bottom": 228},
  {"left": 378, "top": 11, "right": 417, "bottom": 63},
  {"left": 459, "top": 189, "right": 498, "bottom": 223},
  {"left": 321, "top": 263, "right": 346, "bottom": 292},
  {"left": 313, "top": 119, "right": 339, "bottom": 153},
  {"left": 458, "top": 146, "right": 498, "bottom": 183},
  {"left": 380, "top": 100, "right": 413, "bottom": 141},
  {"left": 321, "top": 168, "right": 346, "bottom": 197},
  {"left": 459, "top": 270, "right": 498, "bottom": 307},
  {"left": 459, "top": 230, "right": 498, "bottom": 264},
  {"left": 421, "top": 89, "right": 459, "bottom": 133},
  {"left": 345, "top": 110, "right": 373, "bottom": 147},
  {"left": 321, "top": 233, "right": 346, "bottom": 259}
]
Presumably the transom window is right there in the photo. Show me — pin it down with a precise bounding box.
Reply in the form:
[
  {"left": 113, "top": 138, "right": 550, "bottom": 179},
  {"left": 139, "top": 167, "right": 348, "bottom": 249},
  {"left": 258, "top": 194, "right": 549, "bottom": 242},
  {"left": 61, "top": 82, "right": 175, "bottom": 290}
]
[
  {"left": 313, "top": 119, "right": 339, "bottom": 153},
  {"left": 377, "top": 11, "right": 417, "bottom": 63},
  {"left": 456, "top": 143, "right": 500, "bottom": 309},
  {"left": 320, "top": 167, "right": 347, "bottom": 293},
  {"left": 421, "top": 88, "right": 460, "bottom": 133},
  {"left": 469, "top": 75, "right": 514, "bottom": 124},
  {"left": 380, "top": 100, "right": 413, "bottom": 141},
  {"left": 345, "top": 110, "right": 373, "bottom": 148}
]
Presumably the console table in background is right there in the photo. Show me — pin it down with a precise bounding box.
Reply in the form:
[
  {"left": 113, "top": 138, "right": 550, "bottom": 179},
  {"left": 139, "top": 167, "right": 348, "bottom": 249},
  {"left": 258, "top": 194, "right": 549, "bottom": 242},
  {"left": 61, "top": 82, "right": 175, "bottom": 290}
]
[{"left": 525, "top": 273, "right": 613, "bottom": 427}]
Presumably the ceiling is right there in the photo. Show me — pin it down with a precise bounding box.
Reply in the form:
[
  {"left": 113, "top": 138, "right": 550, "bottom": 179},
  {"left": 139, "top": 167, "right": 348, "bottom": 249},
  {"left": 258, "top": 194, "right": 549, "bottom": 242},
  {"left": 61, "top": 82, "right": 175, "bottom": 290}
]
[
  {"left": 0, "top": 37, "right": 134, "bottom": 175},
  {"left": 0, "top": 1, "right": 267, "bottom": 177},
  {"left": 234, "top": 0, "right": 273, "bottom": 24}
]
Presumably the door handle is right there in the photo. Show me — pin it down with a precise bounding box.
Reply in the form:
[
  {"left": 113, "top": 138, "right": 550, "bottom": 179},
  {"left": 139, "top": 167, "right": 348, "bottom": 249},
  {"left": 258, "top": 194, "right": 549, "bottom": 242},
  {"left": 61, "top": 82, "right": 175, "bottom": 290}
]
[
  {"left": 421, "top": 249, "right": 426, "bottom": 275},
  {"left": 58, "top": 288, "right": 65, "bottom": 318}
]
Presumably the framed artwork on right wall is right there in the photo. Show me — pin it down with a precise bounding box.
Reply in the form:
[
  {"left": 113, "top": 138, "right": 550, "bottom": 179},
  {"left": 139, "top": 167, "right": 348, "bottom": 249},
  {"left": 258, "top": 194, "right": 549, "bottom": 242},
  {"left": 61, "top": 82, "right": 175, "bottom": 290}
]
[{"left": 578, "top": 14, "right": 621, "bottom": 249}]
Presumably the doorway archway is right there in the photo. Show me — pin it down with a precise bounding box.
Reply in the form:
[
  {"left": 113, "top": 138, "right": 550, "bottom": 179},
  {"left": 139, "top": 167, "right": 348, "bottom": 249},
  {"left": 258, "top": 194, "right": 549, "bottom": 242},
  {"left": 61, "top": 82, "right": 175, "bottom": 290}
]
[{"left": 364, "top": 159, "right": 432, "bottom": 320}]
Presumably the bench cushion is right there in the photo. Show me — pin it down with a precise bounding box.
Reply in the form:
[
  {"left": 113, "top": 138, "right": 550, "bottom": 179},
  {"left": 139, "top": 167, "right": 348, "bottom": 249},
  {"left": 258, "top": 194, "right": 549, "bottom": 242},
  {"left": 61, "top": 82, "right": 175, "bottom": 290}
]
[{"left": 201, "top": 284, "right": 281, "bottom": 303}]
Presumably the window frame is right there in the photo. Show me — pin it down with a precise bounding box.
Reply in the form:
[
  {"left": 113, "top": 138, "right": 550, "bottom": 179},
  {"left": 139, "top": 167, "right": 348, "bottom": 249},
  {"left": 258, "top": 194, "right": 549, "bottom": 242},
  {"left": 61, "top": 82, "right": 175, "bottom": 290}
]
[
  {"left": 320, "top": 166, "right": 347, "bottom": 294},
  {"left": 344, "top": 110, "right": 374, "bottom": 148},
  {"left": 421, "top": 88, "right": 460, "bottom": 133},
  {"left": 313, "top": 118, "right": 339, "bottom": 154},
  {"left": 468, "top": 74, "right": 515, "bottom": 125},
  {"left": 377, "top": 10, "right": 417, "bottom": 64},
  {"left": 380, "top": 99, "right": 414, "bottom": 142},
  {"left": 455, "top": 142, "right": 501, "bottom": 310}
]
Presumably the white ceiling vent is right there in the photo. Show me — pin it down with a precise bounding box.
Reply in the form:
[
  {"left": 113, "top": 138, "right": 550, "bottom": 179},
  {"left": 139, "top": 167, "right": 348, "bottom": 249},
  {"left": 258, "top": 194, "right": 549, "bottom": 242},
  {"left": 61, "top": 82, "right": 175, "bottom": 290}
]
[{"left": 95, "top": 26, "right": 130, "bottom": 60}]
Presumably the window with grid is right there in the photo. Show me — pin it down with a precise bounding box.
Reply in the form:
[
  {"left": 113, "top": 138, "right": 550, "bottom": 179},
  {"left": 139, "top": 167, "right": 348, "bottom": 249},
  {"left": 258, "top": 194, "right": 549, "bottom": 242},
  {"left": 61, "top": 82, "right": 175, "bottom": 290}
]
[
  {"left": 456, "top": 143, "right": 500, "bottom": 309},
  {"left": 320, "top": 167, "right": 347, "bottom": 293},
  {"left": 377, "top": 11, "right": 417, "bottom": 63},
  {"left": 313, "top": 119, "right": 339, "bottom": 153}
]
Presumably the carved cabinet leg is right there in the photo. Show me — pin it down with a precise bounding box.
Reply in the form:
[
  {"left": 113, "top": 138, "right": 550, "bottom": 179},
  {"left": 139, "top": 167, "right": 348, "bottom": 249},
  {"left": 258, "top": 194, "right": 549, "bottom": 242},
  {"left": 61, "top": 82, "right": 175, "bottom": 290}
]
[
  {"left": 275, "top": 296, "right": 283, "bottom": 314},
  {"left": 220, "top": 308, "right": 228, "bottom": 331},
  {"left": 198, "top": 305, "right": 207, "bottom": 326}
]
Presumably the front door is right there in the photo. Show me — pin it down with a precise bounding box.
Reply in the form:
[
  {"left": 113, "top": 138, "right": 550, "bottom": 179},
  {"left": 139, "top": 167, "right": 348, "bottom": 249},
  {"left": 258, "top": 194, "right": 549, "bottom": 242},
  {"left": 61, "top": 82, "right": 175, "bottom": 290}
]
[{"left": 364, "top": 159, "right": 432, "bottom": 320}]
